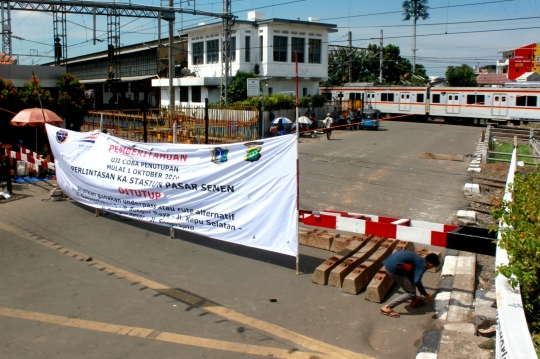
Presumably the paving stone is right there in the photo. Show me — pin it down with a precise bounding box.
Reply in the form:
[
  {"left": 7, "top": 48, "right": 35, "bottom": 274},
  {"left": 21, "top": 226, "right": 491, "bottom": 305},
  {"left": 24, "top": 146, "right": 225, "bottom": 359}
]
[
  {"left": 438, "top": 329, "right": 493, "bottom": 359},
  {"left": 327, "top": 236, "right": 385, "bottom": 288},
  {"left": 342, "top": 238, "right": 399, "bottom": 294},
  {"left": 311, "top": 235, "right": 371, "bottom": 285}
]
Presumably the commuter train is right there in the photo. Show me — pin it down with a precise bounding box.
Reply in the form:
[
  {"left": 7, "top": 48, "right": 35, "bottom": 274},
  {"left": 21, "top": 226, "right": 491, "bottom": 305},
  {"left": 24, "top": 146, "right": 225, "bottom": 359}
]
[{"left": 320, "top": 86, "right": 540, "bottom": 125}]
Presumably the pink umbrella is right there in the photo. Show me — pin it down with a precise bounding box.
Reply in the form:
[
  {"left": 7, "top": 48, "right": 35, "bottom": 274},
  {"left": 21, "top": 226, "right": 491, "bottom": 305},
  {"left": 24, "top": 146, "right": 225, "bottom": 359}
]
[
  {"left": 10, "top": 108, "right": 64, "bottom": 127},
  {"left": 10, "top": 108, "right": 64, "bottom": 152}
]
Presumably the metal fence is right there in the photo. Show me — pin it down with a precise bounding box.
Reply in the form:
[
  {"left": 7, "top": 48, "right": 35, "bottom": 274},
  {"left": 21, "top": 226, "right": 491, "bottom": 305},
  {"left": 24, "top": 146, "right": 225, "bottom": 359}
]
[
  {"left": 81, "top": 105, "right": 259, "bottom": 144},
  {"left": 485, "top": 126, "right": 540, "bottom": 165}
]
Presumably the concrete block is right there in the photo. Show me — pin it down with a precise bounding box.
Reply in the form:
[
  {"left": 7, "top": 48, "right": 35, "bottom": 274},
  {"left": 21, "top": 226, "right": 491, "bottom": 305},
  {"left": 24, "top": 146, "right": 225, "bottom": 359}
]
[
  {"left": 327, "top": 236, "right": 385, "bottom": 288},
  {"left": 455, "top": 255, "right": 476, "bottom": 275},
  {"left": 364, "top": 269, "right": 394, "bottom": 303},
  {"left": 446, "top": 289, "right": 474, "bottom": 323},
  {"left": 441, "top": 255, "right": 458, "bottom": 277},
  {"left": 438, "top": 329, "right": 493, "bottom": 359},
  {"left": 474, "top": 289, "right": 497, "bottom": 319},
  {"left": 342, "top": 239, "right": 398, "bottom": 294},
  {"left": 444, "top": 323, "right": 476, "bottom": 334},
  {"left": 303, "top": 229, "right": 339, "bottom": 250},
  {"left": 299, "top": 228, "right": 311, "bottom": 245},
  {"left": 463, "top": 183, "right": 480, "bottom": 194},
  {"left": 311, "top": 235, "right": 371, "bottom": 285},
  {"left": 456, "top": 210, "right": 476, "bottom": 220},
  {"left": 415, "top": 354, "right": 437, "bottom": 359},
  {"left": 330, "top": 234, "right": 361, "bottom": 253},
  {"left": 364, "top": 241, "right": 414, "bottom": 302}
]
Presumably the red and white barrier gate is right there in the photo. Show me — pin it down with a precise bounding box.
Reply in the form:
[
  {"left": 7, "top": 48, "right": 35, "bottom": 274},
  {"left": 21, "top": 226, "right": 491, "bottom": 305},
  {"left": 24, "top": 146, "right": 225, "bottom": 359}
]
[{"left": 300, "top": 209, "right": 459, "bottom": 248}]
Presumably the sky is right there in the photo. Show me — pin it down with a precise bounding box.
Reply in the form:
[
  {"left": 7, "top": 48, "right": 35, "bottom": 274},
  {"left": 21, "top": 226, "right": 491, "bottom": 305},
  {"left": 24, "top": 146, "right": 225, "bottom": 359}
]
[{"left": 8, "top": 0, "right": 540, "bottom": 77}]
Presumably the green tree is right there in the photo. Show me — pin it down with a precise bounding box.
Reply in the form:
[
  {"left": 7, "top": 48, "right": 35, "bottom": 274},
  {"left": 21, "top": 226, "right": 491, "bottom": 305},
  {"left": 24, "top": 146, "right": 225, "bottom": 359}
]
[
  {"left": 445, "top": 64, "right": 478, "bottom": 87},
  {"left": 324, "top": 44, "right": 428, "bottom": 86},
  {"left": 19, "top": 75, "right": 53, "bottom": 109},
  {"left": 403, "top": 0, "right": 429, "bottom": 72},
  {"left": 227, "top": 70, "right": 258, "bottom": 104},
  {"left": 491, "top": 169, "right": 540, "bottom": 356},
  {"left": 56, "top": 73, "right": 93, "bottom": 130},
  {"left": 0, "top": 77, "right": 22, "bottom": 144}
]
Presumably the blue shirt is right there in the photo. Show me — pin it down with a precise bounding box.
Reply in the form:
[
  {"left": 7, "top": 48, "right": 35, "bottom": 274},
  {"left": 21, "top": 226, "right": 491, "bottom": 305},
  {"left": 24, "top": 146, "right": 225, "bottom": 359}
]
[{"left": 383, "top": 251, "right": 428, "bottom": 296}]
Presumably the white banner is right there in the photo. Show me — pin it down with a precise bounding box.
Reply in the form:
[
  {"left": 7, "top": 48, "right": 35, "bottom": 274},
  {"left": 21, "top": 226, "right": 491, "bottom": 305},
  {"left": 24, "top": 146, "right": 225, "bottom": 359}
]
[{"left": 46, "top": 125, "right": 298, "bottom": 256}]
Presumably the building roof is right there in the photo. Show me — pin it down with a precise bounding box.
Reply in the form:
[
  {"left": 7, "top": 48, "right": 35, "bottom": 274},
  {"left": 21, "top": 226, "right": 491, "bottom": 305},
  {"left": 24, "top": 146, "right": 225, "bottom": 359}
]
[
  {"left": 181, "top": 18, "right": 338, "bottom": 33},
  {"left": 476, "top": 73, "right": 509, "bottom": 86},
  {"left": 0, "top": 52, "right": 17, "bottom": 65}
]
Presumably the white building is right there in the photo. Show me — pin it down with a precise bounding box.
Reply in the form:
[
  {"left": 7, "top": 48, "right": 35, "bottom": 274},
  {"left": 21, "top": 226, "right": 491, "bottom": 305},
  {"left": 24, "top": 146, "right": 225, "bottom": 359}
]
[{"left": 152, "top": 12, "right": 337, "bottom": 106}]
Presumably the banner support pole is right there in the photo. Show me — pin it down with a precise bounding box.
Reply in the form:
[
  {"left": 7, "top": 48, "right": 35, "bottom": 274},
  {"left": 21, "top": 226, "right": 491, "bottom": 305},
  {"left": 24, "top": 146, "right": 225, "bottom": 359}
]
[
  {"left": 170, "top": 226, "right": 175, "bottom": 239},
  {"left": 295, "top": 50, "right": 300, "bottom": 275}
]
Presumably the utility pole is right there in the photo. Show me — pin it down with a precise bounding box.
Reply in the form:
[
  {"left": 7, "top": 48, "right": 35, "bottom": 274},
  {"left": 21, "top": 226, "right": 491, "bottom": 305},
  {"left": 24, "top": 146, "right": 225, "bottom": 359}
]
[
  {"left": 348, "top": 31, "right": 352, "bottom": 84},
  {"left": 1, "top": 2, "right": 12, "bottom": 56},
  {"left": 221, "top": 0, "right": 233, "bottom": 105},
  {"left": 379, "top": 30, "right": 383, "bottom": 83},
  {"left": 168, "top": 0, "right": 174, "bottom": 108}
]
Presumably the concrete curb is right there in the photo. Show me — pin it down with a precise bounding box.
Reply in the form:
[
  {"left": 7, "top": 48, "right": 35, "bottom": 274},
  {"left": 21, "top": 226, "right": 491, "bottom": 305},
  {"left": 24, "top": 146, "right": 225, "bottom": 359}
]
[
  {"left": 467, "top": 141, "right": 486, "bottom": 173},
  {"left": 416, "top": 250, "right": 493, "bottom": 359}
]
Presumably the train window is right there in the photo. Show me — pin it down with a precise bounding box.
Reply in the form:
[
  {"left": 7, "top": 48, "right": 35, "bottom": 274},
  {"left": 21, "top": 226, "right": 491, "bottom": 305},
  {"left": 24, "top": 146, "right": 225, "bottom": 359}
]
[
  {"left": 432, "top": 94, "right": 440, "bottom": 103},
  {"left": 516, "top": 96, "right": 538, "bottom": 107},
  {"left": 381, "top": 93, "right": 395, "bottom": 102},
  {"left": 323, "top": 93, "right": 332, "bottom": 101},
  {"left": 417, "top": 94, "right": 424, "bottom": 102},
  {"left": 467, "top": 95, "right": 486, "bottom": 105},
  {"left": 494, "top": 96, "right": 499, "bottom": 101}
]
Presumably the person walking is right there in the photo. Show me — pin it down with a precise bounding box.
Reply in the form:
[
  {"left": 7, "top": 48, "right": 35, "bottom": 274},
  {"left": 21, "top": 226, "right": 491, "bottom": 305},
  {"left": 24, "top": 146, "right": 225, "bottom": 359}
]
[
  {"left": 325, "top": 113, "right": 333, "bottom": 140},
  {"left": 379, "top": 251, "right": 440, "bottom": 318}
]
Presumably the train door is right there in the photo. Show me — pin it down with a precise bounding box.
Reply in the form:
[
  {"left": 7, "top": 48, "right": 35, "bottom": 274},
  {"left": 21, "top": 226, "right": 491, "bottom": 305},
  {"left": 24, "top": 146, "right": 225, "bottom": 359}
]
[
  {"left": 492, "top": 94, "right": 508, "bottom": 116},
  {"left": 399, "top": 92, "right": 411, "bottom": 111},
  {"left": 446, "top": 93, "right": 460, "bottom": 114}
]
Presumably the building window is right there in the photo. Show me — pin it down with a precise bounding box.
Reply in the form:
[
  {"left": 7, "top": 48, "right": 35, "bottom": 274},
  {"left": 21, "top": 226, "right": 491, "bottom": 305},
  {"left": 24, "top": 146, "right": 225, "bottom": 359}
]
[
  {"left": 308, "top": 39, "right": 321, "bottom": 63},
  {"left": 417, "top": 93, "right": 425, "bottom": 102},
  {"left": 381, "top": 93, "right": 395, "bottom": 102},
  {"left": 273, "top": 36, "right": 287, "bottom": 62},
  {"left": 245, "top": 36, "right": 251, "bottom": 62},
  {"left": 180, "top": 86, "right": 188, "bottom": 102},
  {"left": 192, "top": 86, "right": 202, "bottom": 103},
  {"left": 303, "top": 87, "right": 307, "bottom": 96},
  {"left": 192, "top": 42, "right": 204, "bottom": 65},
  {"left": 516, "top": 95, "right": 538, "bottom": 107},
  {"left": 207, "top": 40, "right": 219, "bottom": 64},
  {"left": 230, "top": 36, "right": 236, "bottom": 62},
  {"left": 259, "top": 36, "right": 263, "bottom": 61},
  {"left": 432, "top": 94, "right": 441, "bottom": 103},
  {"left": 268, "top": 87, "right": 273, "bottom": 95},
  {"left": 466, "top": 94, "right": 485, "bottom": 105},
  {"left": 291, "top": 37, "right": 305, "bottom": 62}
]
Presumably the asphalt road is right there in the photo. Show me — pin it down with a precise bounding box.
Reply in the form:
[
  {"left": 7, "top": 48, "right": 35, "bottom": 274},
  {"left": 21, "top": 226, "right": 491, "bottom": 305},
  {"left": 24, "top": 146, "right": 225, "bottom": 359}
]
[
  {"left": 0, "top": 121, "right": 481, "bottom": 359},
  {"left": 299, "top": 121, "right": 483, "bottom": 224}
]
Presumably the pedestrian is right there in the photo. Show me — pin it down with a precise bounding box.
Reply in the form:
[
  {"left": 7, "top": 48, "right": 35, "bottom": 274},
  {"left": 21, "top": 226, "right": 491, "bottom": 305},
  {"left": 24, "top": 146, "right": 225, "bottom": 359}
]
[
  {"left": 379, "top": 251, "right": 440, "bottom": 318},
  {"left": 324, "top": 113, "right": 333, "bottom": 140},
  {"left": 332, "top": 106, "right": 339, "bottom": 120}
]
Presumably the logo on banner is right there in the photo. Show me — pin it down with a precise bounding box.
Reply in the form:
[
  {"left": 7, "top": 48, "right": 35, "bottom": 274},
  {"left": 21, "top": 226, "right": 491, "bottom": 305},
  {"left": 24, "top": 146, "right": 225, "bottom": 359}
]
[
  {"left": 211, "top": 147, "right": 229, "bottom": 164},
  {"left": 55, "top": 130, "right": 69, "bottom": 144},
  {"left": 244, "top": 142, "right": 263, "bottom": 162},
  {"left": 79, "top": 132, "right": 99, "bottom": 144}
]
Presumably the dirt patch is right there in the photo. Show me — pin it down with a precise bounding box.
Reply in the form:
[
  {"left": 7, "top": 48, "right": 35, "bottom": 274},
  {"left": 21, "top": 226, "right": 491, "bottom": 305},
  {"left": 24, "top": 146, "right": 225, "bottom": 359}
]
[
  {"left": 478, "top": 163, "right": 538, "bottom": 180},
  {"left": 477, "top": 253, "right": 496, "bottom": 291}
]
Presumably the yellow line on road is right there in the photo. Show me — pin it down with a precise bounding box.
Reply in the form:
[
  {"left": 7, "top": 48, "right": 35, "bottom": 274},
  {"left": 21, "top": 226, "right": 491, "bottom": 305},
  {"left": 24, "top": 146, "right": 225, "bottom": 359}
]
[
  {"left": 0, "top": 221, "right": 372, "bottom": 359},
  {"left": 0, "top": 307, "right": 318, "bottom": 359}
]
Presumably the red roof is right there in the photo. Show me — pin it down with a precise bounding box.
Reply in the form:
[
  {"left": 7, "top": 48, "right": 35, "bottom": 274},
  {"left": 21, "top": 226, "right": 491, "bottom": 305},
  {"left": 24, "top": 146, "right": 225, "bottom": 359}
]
[{"left": 476, "top": 73, "right": 509, "bottom": 86}]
